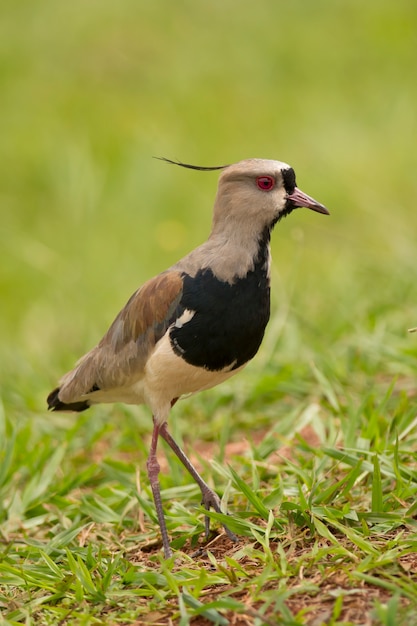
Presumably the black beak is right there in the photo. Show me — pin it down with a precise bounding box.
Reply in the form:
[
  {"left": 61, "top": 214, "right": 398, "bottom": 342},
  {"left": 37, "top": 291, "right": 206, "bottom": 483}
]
[{"left": 286, "top": 187, "right": 329, "bottom": 215}]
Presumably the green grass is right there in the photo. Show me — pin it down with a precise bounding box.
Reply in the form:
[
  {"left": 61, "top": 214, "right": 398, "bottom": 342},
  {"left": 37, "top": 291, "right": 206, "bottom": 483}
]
[{"left": 1, "top": 0, "right": 417, "bottom": 624}]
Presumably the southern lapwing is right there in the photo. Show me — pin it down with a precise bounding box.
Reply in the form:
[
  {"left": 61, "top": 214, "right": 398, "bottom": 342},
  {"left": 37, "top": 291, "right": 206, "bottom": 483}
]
[{"left": 47, "top": 158, "right": 329, "bottom": 558}]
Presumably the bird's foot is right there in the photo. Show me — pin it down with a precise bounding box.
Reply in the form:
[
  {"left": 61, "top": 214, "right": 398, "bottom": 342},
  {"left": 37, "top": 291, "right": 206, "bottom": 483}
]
[{"left": 200, "top": 484, "right": 238, "bottom": 544}]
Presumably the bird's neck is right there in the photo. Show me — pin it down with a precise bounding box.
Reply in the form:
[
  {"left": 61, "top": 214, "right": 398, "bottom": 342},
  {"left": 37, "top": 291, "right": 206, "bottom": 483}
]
[{"left": 175, "top": 225, "right": 272, "bottom": 284}]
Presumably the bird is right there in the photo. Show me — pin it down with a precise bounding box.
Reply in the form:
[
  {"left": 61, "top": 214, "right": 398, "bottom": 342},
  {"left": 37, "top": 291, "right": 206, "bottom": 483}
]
[{"left": 47, "top": 157, "right": 329, "bottom": 558}]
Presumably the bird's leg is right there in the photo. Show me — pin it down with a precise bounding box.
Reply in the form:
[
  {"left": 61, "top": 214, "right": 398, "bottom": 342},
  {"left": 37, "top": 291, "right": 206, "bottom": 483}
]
[
  {"left": 146, "top": 418, "right": 172, "bottom": 559},
  {"left": 159, "top": 421, "right": 238, "bottom": 544}
]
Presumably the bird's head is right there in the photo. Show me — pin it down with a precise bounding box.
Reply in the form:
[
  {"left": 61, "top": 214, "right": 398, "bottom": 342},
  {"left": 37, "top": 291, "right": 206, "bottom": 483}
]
[
  {"left": 155, "top": 157, "right": 328, "bottom": 241},
  {"left": 213, "top": 158, "right": 329, "bottom": 235}
]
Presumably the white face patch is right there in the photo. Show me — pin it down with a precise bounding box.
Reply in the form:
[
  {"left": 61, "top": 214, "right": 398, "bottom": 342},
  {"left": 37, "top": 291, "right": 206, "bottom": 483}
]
[{"left": 174, "top": 308, "right": 195, "bottom": 328}]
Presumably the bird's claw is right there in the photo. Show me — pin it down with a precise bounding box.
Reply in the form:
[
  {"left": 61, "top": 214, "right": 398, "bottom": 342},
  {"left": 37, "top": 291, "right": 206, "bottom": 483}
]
[{"left": 201, "top": 486, "right": 238, "bottom": 543}]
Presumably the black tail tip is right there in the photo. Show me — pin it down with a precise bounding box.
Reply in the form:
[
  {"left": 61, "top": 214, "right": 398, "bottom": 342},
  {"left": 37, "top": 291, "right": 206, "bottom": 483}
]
[{"left": 47, "top": 387, "right": 90, "bottom": 412}]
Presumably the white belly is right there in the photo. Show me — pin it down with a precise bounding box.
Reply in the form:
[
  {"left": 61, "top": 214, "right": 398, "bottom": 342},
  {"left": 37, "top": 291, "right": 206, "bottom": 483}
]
[{"left": 143, "top": 333, "right": 245, "bottom": 422}]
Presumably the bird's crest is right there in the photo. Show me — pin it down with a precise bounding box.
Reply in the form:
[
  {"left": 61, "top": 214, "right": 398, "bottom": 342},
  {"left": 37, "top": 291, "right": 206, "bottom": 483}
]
[{"left": 154, "top": 157, "right": 229, "bottom": 171}]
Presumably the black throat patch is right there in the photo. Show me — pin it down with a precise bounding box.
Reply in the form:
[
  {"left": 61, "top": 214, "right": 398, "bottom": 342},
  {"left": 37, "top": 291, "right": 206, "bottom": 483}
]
[{"left": 170, "top": 231, "right": 271, "bottom": 371}]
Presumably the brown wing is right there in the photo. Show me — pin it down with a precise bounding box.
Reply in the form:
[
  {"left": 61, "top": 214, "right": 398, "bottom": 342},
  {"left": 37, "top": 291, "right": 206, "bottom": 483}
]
[{"left": 57, "top": 271, "right": 184, "bottom": 402}]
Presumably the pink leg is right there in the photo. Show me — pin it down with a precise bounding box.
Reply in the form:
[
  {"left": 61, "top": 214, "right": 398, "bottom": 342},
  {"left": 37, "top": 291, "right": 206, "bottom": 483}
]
[
  {"left": 146, "top": 418, "right": 172, "bottom": 559},
  {"left": 159, "top": 422, "right": 238, "bottom": 544}
]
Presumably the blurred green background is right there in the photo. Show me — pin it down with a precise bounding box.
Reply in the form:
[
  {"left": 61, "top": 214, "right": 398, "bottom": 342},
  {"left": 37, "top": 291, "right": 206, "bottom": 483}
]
[{"left": 1, "top": 0, "right": 416, "bottom": 417}]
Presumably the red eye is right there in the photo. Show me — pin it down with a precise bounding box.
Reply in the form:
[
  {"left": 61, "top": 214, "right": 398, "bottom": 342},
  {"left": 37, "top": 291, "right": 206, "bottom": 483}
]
[{"left": 256, "top": 176, "right": 275, "bottom": 191}]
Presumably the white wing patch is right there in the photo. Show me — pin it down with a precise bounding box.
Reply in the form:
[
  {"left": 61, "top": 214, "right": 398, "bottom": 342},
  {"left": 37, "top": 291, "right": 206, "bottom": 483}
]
[{"left": 174, "top": 308, "right": 195, "bottom": 328}]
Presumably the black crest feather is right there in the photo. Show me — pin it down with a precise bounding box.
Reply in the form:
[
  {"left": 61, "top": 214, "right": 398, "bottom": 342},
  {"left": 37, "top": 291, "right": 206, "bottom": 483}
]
[{"left": 154, "top": 157, "right": 229, "bottom": 171}]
